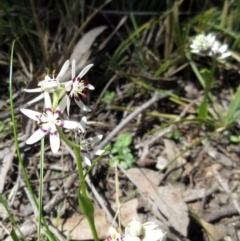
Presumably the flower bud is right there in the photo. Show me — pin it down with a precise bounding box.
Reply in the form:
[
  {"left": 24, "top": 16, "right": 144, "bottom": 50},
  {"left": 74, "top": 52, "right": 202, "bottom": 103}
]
[{"left": 125, "top": 218, "right": 143, "bottom": 237}]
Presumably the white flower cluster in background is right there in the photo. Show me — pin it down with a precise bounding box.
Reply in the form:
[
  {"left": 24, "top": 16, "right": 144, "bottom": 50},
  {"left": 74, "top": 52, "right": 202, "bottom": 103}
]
[
  {"left": 106, "top": 218, "right": 168, "bottom": 241},
  {"left": 21, "top": 60, "right": 106, "bottom": 164},
  {"left": 190, "top": 33, "right": 231, "bottom": 59}
]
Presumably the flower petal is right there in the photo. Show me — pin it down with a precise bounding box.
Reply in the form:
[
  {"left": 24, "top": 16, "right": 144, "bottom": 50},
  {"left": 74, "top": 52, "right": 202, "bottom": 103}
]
[
  {"left": 219, "top": 52, "right": 231, "bottom": 59},
  {"left": 219, "top": 44, "right": 228, "bottom": 53},
  {"left": 124, "top": 236, "right": 141, "bottom": 241},
  {"left": 26, "top": 128, "right": 47, "bottom": 144},
  {"left": 23, "top": 88, "right": 42, "bottom": 93},
  {"left": 72, "top": 59, "right": 76, "bottom": 79},
  {"left": 94, "top": 149, "right": 106, "bottom": 156},
  {"left": 108, "top": 227, "right": 122, "bottom": 241},
  {"left": 87, "top": 83, "right": 95, "bottom": 90},
  {"left": 49, "top": 130, "right": 60, "bottom": 153},
  {"left": 64, "top": 81, "right": 72, "bottom": 91},
  {"left": 81, "top": 152, "right": 91, "bottom": 166},
  {"left": 79, "top": 116, "right": 87, "bottom": 132},
  {"left": 20, "top": 108, "right": 42, "bottom": 121},
  {"left": 66, "top": 96, "right": 71, "bottom": 116},
  {"left": 143, "top": 229, "right": 166, "bottom": 241},
  {"left": 44, "top": 92, "right": 52, "bottom": 110},
  {"left": 89, "top": 135, "right": 103, "bottom": 144},
  {"left": 26, "top": 93, "right": 45, "bottom": 105},
  {"left": 78, "top": 64, "right": 94, "bottom": 79},
  {"left": 61, "top": 120, "right": 79, "bottom": 129},
  {"left": 74, "top": 98, "right": 91, "bottom": 112},
  {"left": 41, "top": 81, "right": 60, "bottom": 92},
  {"left": 57, "top": 60, "right": 69, "bottom": 78}
]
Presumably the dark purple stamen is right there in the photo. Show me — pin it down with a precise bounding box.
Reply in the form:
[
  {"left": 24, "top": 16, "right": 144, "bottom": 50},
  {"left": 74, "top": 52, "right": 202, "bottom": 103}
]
[{"left": 75, "top": 96, "right": 80, "bottom": 101}]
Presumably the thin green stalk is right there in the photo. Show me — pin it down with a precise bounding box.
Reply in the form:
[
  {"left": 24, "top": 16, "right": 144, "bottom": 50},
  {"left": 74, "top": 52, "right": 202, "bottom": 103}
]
[
  {"left": 38, "top": 138, "right": 45, "bottom": 241},
  {"left": 56, "top": 125, "right": 80, "bottom": 148},
  {"left": 0, "top": 194, "right": 26, "bottom": 241},
  {"left": 186, "top": 52, "right": 205, "bottom": 88},
  {"left": 57, "top": 126, "right": 99, "bottom": 241},
  {"left": 74, "top": 146, "right": 99, "bottom": 241},
  {"left": 74, "top": 146, "right": 87, "bottom": 196}
]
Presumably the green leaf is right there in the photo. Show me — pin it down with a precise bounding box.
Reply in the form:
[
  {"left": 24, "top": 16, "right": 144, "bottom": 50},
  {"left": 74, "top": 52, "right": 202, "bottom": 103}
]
[
  {"left": 109, "top": 159, "right": 117, "bottom": 167},
  {"left": 43, "top": 229, "right": 58, "bottom": 241},
  {"left": 117, "top": 154, "right": 125, "bottom": 160},
  {"left": 10, "top": 228, "right": 20, "bottom": 241},
  {"left": 200, "top": 68, "right": 215, "bottom": 91},
  {"left": 166, "top": 130, "right": 180, "bottom": 140},
  {"left": 115, "top": 133, "right": 132, "bottom": 147},
  {"left": 78, "top": 192, "right": 94, "bottom": 218},
  {"left": 111, "top": 147, "right": 118, "bottom": 154},
  {"left": 101, "top": 91, "right": 115, "bottom": 104},
  {"left": 225, "top": 87, "right": 240, "bottom": 127},
  {"left": 198, "top": 98, "right": 208, "bottom": 119},
  {"left": 230, "top": 135, "right": 240, "bottom": 143},
  {"left": 125, "top": 152, "right": 134, "bottom": 160},
  {"left": 122, "top": 147, "right": 131, "bottom": 155},
  {"left": 172, "top": 130, "right": 180, "bottom": 140},
  {"left": 154, "top": 56, "right": 181, "bottom": 77},
  {"left": 120, "top": 161, "right": 128, "bottom": 169}
]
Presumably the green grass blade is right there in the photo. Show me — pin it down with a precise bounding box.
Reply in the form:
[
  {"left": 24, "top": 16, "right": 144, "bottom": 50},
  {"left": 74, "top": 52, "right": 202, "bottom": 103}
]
[
  {"left": 0, "top": 194, "right": 26, "bottom": 241},
  {"left": 10, "top": 228, "right": 20, "bottom": 241},
  {"left": 225, "top": 87, "right": 240, "bottom": 127},
  {"left": 38, "top": 138, "right": 45, "bottom": 241},
  {"left": 9, "top": 41, "right": 39, "bottom": 209}
]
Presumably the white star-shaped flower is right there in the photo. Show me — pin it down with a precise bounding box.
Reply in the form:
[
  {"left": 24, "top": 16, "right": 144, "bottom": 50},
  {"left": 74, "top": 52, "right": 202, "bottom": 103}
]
[
  {"left": 124, "top": 217, "right": 167, "bottom": 241},
  {"left": 106, "top": 227, "right": 122, "bottom": 241},
  {"left": 64, "top": 60, "right": 94, "bottom": 115},
  {"left": 20, "top": 92, "right": 79, "bottom": 153},
  {"left": 23, "top": 60, "right": 69, "bottom": 104},
  {"left": 190, "top": 33, "right": 216, "bottom": 54},
  {"left": 190, "top": 33, "right": 231, "bottom": 59},
  {"left": 75, "top": 116, "right": 106, "bottom": 165}
]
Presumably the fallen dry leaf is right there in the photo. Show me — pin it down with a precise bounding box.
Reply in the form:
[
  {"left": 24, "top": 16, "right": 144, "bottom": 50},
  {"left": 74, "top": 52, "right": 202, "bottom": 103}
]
[
  {"left": 126, "top": 168, "right": 189, "bottom": 237},
  {"left": 162, "top": 139, "right": 186, "bottom": 181},
  {"left": 112, "top": 198, "right": 139, "bottom": 227},
  {"left": 200, "top": 219, "right": 227, "bottom": 241},
  {"left": 70, "top": 26, "right": 107, "bottom": 65}
]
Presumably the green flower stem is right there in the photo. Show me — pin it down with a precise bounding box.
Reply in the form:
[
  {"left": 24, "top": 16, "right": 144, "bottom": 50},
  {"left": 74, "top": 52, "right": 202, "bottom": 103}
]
[
  {"left": 56, "top": 126, "right": 99, "bottom": 241},
  {"left": 74, "top": 146, "right": 87, "bottom": 196},
  {"left": 56, "top": 126, "right": 79, "bottom": 148},
  {"left": 74, "top": 146, "right": 99, "bottom": 241},
  {"left": 52, "top": 91, "right": 59, "bottom": 111},
  {"left": 211, "top": 57, "right": 217, "bottom": 75}
]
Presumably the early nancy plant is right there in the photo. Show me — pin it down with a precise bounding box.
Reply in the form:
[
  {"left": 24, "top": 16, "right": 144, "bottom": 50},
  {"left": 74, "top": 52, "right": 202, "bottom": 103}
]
[
  {"left": 11, "top": 55, "right": 105, "bottom": 241},
  {"left": 189, "top": 33, "right": 231, "bottom": 119},
  {"left": 188, "top": 32, "right": 240, "bottom": 132},
  {"left": 8, "top": 43, "right": 168, "bottom": 241}
]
